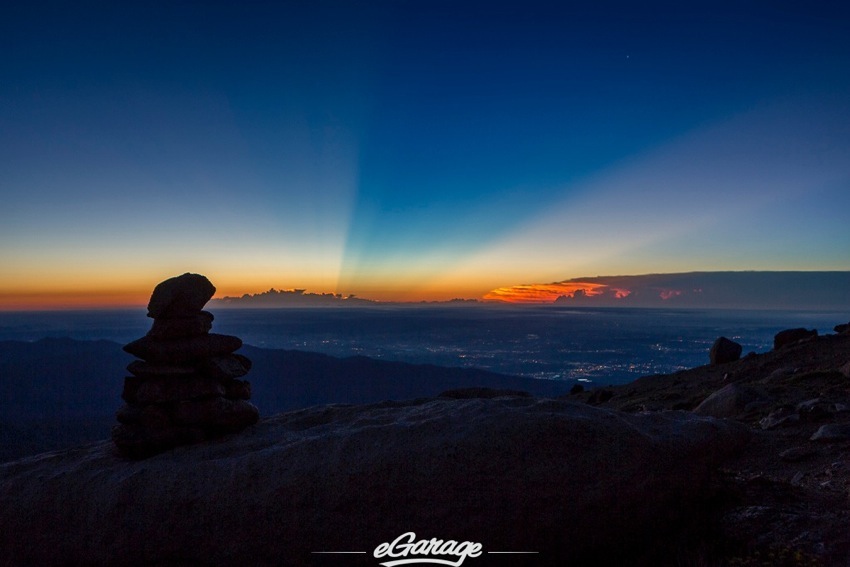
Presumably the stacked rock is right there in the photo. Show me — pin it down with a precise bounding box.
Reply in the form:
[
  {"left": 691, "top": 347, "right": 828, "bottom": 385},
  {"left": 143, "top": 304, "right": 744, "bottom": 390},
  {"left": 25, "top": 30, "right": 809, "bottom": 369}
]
[{"left": 112, "top": 273, "right": 259, "bottom": 458}]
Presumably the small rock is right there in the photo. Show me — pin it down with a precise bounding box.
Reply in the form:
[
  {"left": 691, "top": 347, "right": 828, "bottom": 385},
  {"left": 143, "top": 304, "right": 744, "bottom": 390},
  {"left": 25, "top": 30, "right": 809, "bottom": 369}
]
[
  {"left": 810, "top": 423, "right": 850, "bottom": 442},
  {"left": 570, "top": 383, "right": 584, "bottom": 395},
  {"left": 773, "top": 328, "right": 817, "bottom": 350},
  {"left": 839, "top": 361, "right": 850, "bottom": 379},
  {"left": 709, "top": 336, "right": 743, "bottom": 365}
]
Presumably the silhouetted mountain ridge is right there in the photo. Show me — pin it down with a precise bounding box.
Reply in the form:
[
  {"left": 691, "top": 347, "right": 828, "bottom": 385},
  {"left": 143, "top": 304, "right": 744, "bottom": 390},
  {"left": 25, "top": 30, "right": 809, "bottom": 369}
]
[{"left": 0, "top": 338, "right": 567, "bottom": 461}]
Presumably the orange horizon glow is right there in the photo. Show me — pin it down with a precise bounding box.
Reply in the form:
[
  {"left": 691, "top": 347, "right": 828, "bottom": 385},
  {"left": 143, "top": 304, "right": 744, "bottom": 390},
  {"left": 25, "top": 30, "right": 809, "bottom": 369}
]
[
  {"left": 0, "top": 280, "right": 494, "bottom": 310},
  {"left": 0, "top": 291, "right": 150, "bottom": 311},
  {"left": 0, "top": 273, "right": 712, "bottom": 310},
  {"left": 0, "top": 280, "right": 623, "bottom": 310},
  {"left": 482, "top": 282, "right": 610, "bottom": 304}
]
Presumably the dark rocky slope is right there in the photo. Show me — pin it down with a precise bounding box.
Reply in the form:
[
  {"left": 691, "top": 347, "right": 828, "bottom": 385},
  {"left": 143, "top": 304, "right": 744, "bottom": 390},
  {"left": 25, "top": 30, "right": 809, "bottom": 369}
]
[
  {"left": 573, "top": 329, "right": 850, "bottom": 564},
  {"left": 0, "top": 396, "right": 746, "bottom": 566},
  {"left": 2, "top": 325, "right": 847, "bottom": 564}
]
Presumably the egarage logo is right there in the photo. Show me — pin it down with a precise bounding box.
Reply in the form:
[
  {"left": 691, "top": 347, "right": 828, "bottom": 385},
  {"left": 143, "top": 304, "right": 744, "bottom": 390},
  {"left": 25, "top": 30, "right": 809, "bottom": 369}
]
[
  {"left": 373, "top": 532, "right": 482, "bottom": 566},
  {"left": 313, "top": 531, "right": 538, "bottom": 565}
]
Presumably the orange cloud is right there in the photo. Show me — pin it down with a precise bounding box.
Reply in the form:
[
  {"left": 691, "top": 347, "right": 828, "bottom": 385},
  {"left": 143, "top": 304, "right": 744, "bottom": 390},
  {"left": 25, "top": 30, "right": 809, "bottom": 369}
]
[
  {"left": 483, "top": 282, "right": 609, "bottom": 304},
  {"left": 659, "top": 289, "right": 683, "bottom": 300}
]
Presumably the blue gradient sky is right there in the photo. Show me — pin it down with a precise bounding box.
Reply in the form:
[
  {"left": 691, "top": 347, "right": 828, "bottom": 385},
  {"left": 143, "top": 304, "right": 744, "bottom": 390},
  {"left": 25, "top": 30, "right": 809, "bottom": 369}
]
[{"left": 2, "top": 1, "right": 849, "bottom": 306}]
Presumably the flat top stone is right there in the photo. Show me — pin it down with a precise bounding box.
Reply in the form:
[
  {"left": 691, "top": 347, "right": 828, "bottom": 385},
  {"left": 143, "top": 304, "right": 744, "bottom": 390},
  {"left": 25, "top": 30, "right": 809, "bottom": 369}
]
[{"left": 147, "top": 273, "right": 216, "bottom": 319}]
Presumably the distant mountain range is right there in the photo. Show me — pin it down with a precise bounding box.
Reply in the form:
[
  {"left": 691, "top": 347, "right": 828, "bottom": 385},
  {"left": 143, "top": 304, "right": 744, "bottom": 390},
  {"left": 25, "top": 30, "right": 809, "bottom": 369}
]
[
  {"left": 213, "top": 289, "right": 376, "bottom": 307},
  {"left": 0, "top": 338, "right": 568, "bottom": 461},
  {"left": 211, "top": 288, "right": 481, "bottom": 308}
]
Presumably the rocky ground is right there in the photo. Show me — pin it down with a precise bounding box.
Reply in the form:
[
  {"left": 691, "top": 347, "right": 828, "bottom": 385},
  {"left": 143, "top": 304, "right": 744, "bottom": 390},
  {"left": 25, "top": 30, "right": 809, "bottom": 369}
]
[
  {"left": 0, "top": 396, "right": 747, "bottom": 567},
  {"left": 1, "top": 320, "right": 848, "bottom": 565},
  {"left": 571, "top": 327, "right": 850, "bottom": 565}
]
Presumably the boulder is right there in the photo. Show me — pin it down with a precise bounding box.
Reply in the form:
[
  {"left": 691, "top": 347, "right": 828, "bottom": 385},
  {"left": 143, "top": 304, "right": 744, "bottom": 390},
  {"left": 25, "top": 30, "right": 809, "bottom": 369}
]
[
  {"left": 146, "top": 273, "right": 216, "bottom": 319},
  {"left": 0, "top": 397, "right": 748, "bottom": 566},
  {"left": 773, "top": 328, "right": 817, "bottom": 350},
  {"left": 834, "top": 322, "right": 850, "bottom": 334},
  {"left": 694, "top": 383, "right": 768, "bottom": 418},
  {"left": 709, "top": 336, "right": 743, "bottom": 365}
]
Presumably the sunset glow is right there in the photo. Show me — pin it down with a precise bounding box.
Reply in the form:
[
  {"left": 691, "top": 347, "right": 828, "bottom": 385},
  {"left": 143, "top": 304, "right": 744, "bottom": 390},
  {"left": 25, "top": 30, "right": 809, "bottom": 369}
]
[
  {"left": 0, "top": 290, "right": 149, "bottom": 311},
  {"left": 1, "top": 3, "right": 849, "bottom": 309},
  {"left": 483, "top": 283, "right": 608, "bottom": 304}
]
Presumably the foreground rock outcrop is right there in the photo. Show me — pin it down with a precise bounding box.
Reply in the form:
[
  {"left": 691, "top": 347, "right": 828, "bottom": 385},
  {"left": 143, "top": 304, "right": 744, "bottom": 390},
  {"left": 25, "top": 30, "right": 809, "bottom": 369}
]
[
  {"left": 0, "top": 396, "right": 747, "bottom": 566},
  {"left": 113, "top": 273, "right": 259, "bottom": 458},
  {"left": 576, "top": 329, "right": 850, "bottom": 564}
]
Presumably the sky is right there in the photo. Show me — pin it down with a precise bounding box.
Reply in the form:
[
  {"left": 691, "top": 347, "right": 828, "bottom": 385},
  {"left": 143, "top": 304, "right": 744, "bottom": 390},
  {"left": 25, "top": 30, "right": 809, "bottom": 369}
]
[{"left": 2, "top": 1, "right": 849, "bottom": 308}]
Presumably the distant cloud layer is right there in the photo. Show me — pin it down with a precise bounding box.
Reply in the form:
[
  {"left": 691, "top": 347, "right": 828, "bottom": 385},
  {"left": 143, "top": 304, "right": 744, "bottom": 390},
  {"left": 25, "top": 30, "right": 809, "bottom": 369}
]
[{"left": 484, "top": 272, "right": 850, "bottom": 309}]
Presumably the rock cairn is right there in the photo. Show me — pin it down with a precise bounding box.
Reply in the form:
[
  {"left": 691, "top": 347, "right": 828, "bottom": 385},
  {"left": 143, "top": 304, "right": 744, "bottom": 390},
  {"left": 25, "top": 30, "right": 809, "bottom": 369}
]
[{"left": 112, "top": 273, "right": 259, "bottom": 458}]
